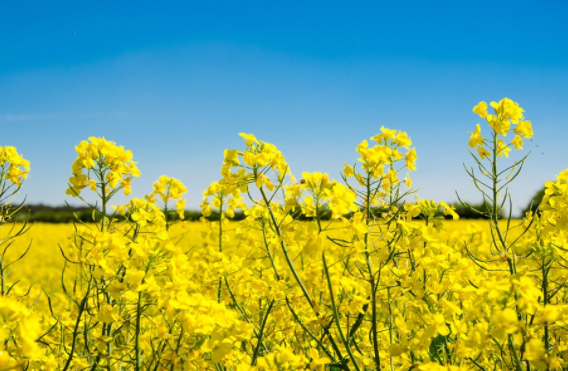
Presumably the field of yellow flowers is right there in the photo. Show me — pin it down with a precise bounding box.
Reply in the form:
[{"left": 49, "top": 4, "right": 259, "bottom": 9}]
[
  {"left": 2, "top": 98, "right": 567, "bottom": 371},
  {"left": 3, "top": 221, "right": 518, "bottom": 298}
]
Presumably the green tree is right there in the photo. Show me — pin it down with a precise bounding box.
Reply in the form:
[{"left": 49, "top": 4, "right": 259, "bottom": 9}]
[{"left": 521, "top": 186, "right": 546, "bottom": 216}]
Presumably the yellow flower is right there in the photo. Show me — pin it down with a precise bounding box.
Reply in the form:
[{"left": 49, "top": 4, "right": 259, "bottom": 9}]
[
  {"left": 535, "top": 305, "right": 560, "bottom": 325},
  {"left": 496, "top": 139, "right": 511, "bottom": 158},
  {"left": 87, "top": 179, "right": 97, "bottom": 191},
  {"left": 239, "top": 132, "right": 258, "bottom": 146},
  {"left": 525, "top": 339, "right": 547, "bottom": 370},
  {"left": 473, "top": 101, "right": 488, "bottom": 119},
  {"left": 515, "top": 119, "right": 534, "bottom": 138},
  {"left": 404, "top": 172, "right": 413, "bottom": 189},
  {"left": 343, "top": 163, "right": 354, "bottom": 177},
  {"left": 405, "top": 148, "right": 417, "bottom": 171},
  {"left": 488, "top": 115, "right": 511, "bottom": 135},
  {"left": 491, "top": 97, "right": 524, "bottom": 124},
  {"left": 176, "top": 199, "right": 186, "bottom": 219},
  {"left": 389, "top": 344, "right": 405, "bottom": 357},
  {"left": 477, "top": 146, "right": 490, "bottom": 160},
  {"left": 149, "top": 175, "right": 188, "bottom": 220},
  {"left": 491, "top": 308, "right": 518, "bottom": 341},
  {"left": 328, "top": 183, "right": 358, "bottom": 219},
  {"left": 511, "top": 135, "right": 523, "bottom": 150},
  {"left": 468, "top": 124, "right": 485, "bottom": 148},
  {"left": 394, "top": 130, "right": 413, "bottom": 148},
  {"left": 0, "top": 145, "right": 30, "bottom": 186},
  {"left": 440, "top": 201, "right": 459, "bottom": 220},
  {"left": 223, "top": 148, "right": 240, "bottom": 166},
  {"left": 371, "top": 126, "right": 397, "bottom": 144},
  {"left": 67, "top": 137, "right": 140, "bottom": 197}
]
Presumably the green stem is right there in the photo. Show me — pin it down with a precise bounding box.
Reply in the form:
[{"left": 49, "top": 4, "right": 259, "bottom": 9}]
[
  {"left": 218, "top": 198, "right": 223, "bottom": 303},
  {"left": 135, "top": 291, "right": 142, "bottom": 371},
  {"left": 62, "top": 277, "right": 93, "bottom": 371},
  {"left": 365, "top": 174, "right": 382, "bottom": 371},
  {"left": 251, "top": 300, "right": 274, "bottom": 365},
  {"left": 224, "top": 276, "right": 271, "bottom": 355},
  {"left": 490, "top": 131, "right": 509, "bottom": 264},
  {"left": 258, "top": 179, "right": 345, "bottom": 364},
  {"left": 542, "top": 254, "right": 550, "bottom": 354},
  {"left": 323, "top": 252, "right": 361, "bottom": 371},
  {"left": 259, "top": 187, "right": 314, "bottom": 308},
  {"left": 0, "top": 256, "right": 5, "bottom": 296},
  {"left": 258, "top": 210, "right": 341, "bottom": 363},
  {"left": 101, "top": 178, "right": 107, "bottom": 233},
  {"left": 508, "top": 334, "right": 524, "bottom": 371},
  {"left": 388, "top": 288, "right": 394, "bottom": 371}
]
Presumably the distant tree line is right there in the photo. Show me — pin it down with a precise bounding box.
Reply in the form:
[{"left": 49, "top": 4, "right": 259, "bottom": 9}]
[
  {"left": 17, "top": 189, "right": 546, "bottom": 223},
  {"left": 20, "top": 204, "right": 100, "bottom": 223},
  {"left": 17, "top": 204, "right": 248, "bottom": 223}
]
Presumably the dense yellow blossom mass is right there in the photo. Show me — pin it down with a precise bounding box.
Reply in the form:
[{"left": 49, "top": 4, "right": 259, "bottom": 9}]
[{"left": 1, "top": 98, "right": 568, "bottom": 371}]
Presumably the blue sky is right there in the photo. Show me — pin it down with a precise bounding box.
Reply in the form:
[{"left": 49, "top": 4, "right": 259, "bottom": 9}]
[{"left": 1, "top": 1, "right": 567, "bottom": 214}]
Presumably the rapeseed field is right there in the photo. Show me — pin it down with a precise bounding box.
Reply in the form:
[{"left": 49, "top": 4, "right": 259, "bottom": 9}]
[{"left": 2, "top": 98, "right": 567, "bottom": 371}]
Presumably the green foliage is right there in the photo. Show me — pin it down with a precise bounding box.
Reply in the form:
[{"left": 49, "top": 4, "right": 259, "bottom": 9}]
[
  {"left": 180, "top": 209, "right": 247, "bottom": 221},
  {"left": 21, "top": 204, "right": 102, "bottom": 223},
  {"left": 21, "top": 200, "right": 512, "bottom": 223},
  {"left": 21, "top": 204, "right": 249, "bottom": 223},
  {"left": 521, "top": 186, "right": 545, "bottom": 216},
  {"left": 453, "top": 200, "right": 505, "bottom": 219}
]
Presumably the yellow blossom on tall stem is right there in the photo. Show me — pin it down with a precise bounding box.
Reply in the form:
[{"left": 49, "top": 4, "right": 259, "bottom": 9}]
[
  {"left": 66, "top": 136, "right": 140, "bottom": 198},
  {"left": 0, "top": 145, "right": 30, "bottom": 187},
  {"left": 149, "top": 175, "right": 188, "bottom": 222}
]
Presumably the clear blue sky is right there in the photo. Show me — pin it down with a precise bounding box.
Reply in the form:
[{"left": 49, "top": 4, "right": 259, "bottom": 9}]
[{"left": 1, "top": 1, "right": 567, "bottom": 214}]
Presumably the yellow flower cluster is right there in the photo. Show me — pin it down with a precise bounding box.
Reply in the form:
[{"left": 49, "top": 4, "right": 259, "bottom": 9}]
[
  {"left": 66, "top": 136, "right": 141, "bottom": 197},
  {"left": 354, "top": 126, "right": 417, "bottom": 178},
  {"left": 0, "top": 297, "right": 43, "bottom": 369},
  {"left": 148, "top": 175, "right": 188, "bottom": 219},
  {"left": 471, "top": 98, "right": 534, "bottom": 159},
  {"left": 0, "top": 145, "right": 29, "bottom": 186},
  {"left": 284, "top": 172, "right": 358, "bottom": 220},
  {"left": 0, "top": 145, "right": 37, "bottom": 369},
  {"left": 541, "top": 168, "right": 568, "bottom": 230},
  {"left": 201, "top": 179, "right": 246, "bottom": 219}
]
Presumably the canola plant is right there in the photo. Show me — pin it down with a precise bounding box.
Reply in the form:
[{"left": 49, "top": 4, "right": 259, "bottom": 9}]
[{"left": 2, "top": 98, "right": 567, "bottom": 371}]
